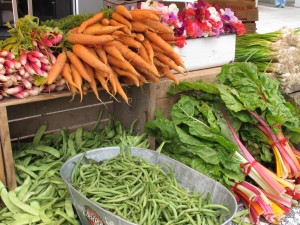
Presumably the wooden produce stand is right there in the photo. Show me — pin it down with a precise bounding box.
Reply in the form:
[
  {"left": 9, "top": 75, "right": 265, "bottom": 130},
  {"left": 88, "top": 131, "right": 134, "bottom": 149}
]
[{"left": 0, "top": 67, "right": 221, "bottom": 190}]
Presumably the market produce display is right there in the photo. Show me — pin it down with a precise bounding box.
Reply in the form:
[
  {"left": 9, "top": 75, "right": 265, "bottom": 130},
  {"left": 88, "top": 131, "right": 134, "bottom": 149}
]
[
  {"left": 235, "top": 28, "right": 300, "bottom": 104},
  {"left": 146, "top": 62, "right": 300, "bottom": 224},
  {"left": 0, "top": 110, "right": 149, "bottom": 225},
  {"left": 72, "top": 149, "right": 230, "bottom": 225}
]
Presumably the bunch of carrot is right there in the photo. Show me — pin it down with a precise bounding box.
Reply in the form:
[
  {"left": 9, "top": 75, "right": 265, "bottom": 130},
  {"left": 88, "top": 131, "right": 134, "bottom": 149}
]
[{"left": 46, "top": 6, "right": 186, "bottom": 104}]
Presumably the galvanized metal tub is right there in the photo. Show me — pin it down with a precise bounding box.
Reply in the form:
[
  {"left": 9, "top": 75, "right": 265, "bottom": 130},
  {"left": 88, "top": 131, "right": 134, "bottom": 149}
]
[{"left": 60, "top": 147, "right": 238, "bottom": 225}]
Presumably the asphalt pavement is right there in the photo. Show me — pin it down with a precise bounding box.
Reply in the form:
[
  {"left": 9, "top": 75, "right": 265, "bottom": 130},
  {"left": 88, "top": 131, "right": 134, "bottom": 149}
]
[{"left": 257, "top": 3, "right": 300, "bottom": 33}]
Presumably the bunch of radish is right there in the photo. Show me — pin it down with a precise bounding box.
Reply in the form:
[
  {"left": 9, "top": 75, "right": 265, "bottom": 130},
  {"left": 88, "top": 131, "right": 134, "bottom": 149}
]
[{"left": 0, "top": 48, "right": 66, "bottom": 100}]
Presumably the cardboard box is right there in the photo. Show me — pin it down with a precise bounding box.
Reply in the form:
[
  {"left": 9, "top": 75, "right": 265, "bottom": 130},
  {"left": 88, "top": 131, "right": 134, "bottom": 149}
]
[
  {"left": 173, "top": 34, "right": 236, "bottom": 71},
  {"left": 103, "top": 0, "right": 139, "bottom": 9},
  {"left": 244, "top": 22, "right": 256, "bottom": 34}
]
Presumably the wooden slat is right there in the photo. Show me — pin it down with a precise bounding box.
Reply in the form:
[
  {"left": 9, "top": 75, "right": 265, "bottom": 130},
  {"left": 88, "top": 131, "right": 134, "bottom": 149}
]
[
  {"left": 0, "top": 142, "right": 6, "bottom": 186},
  {"left": 0, "top": 106, "right": 16, "bottom": 190}
]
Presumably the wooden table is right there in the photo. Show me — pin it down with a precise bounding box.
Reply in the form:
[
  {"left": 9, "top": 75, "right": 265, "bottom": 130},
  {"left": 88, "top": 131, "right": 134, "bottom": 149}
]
[{"left": 0, "top": 67, "right": 221, "bottom": 190}]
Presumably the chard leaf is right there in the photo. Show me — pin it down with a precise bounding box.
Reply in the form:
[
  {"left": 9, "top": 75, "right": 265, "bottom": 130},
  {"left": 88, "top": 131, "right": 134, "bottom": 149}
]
[{"left": 168, "top": 80, "right": 219, "bottom": 95}]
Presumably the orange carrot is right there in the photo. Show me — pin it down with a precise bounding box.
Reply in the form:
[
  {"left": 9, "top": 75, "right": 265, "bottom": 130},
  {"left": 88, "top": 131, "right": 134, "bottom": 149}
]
[
  {"left": 115, "top": 5, "right": 132, "bottom": 20},
  {"left": 135, "top": 33, "right": 144, "bottom": 42},
  {"left": 106, "top": 65, "right": 117, "bottom": 94},
  {"left": 83, "top": 61, "right": 101, "bottom": 101},
  {"left": 67, "top": 33, "right": 115, "bottom": 45},
  {"left": 153, "top": 57, "right": 167, "bottom": 68},
  {"left": 94, "top": 70, "right": 109, "bottom": 91},
  {"left": 133, "top": 64, "right": 160, "bottom": 83},
  {"left": 131, "top": 9, "right": 162, "bottom": 16},
  {"left": 83, "top": 24, "right": 124, "bottom": 35},
  {"left": 158, "top": 33, "right": 178, "bottom": 41},
  {"left": 112, "top": 30, "right": 125, "bottom": 36},
  {"left": 115, "top": 42, "right": 159, "bottom": 77},
  {"left": 167, "top": 51, "right": 186, "bottom": 69},
  {"left": 142, "top": 19, "right": 174, "bottom": 33},
  {"left": 103, "top": 45, "right": 125, "bottom": 61},
  {"left": 146, "top": 31, "right": 175, "bottom": 53},
  {"left": 70, "top": 64, "right": 83, "bottom": 102},
  {"left": 109, "top": 19, "right": 131, "bottom": 35},
  {"left": 95, "top": 46, "right": 108, "bottom": 65},
  {"left": 72, "top": 44, "right": 110, "bottom": 73},
  {"left": 111, "top": 12, "right": 132, "bottom": 29},
  {"left": 86, "top": 47, "right": 100, "bottom": 59},
  {"left": 149, "top": 42, "right": 164, "bottom": 53},
  {"left": 107, "top": 54, "right": 140, "bottom": 77},
  {"left": 111, "top": 66, "right": 140, "bottom": 86},
  {"left": 62, "top": 62, "right": 78, "bottom": 88},
  {"left": 114, "top": 73, "right": 129, "bottom": 104},
  {"left": 66, "top": 51, "right": 91, "bottom": 82},
  {"left": 118, "top": 35, "right": 142, "bottom": 49},
  {"left": 142, "top": 39, "right": 154, "bottom": 65},
  {"left": 138, "top": 44, "right": 151, "bottom": 65},
  {"left": 47, "top": 52, "right": 67, "bottom": 84},
  {"left": 160, "top": 65, "right": 179, "bottom": 84},
  {"left": 130, "top": 21, "right": 150, "bottom": 32},
  {"left": 101, "top": 18, "right": 110, "bottom": 25},
  {"left": 78, "top": 12, "right": 104, "bottom": 33},
  {"left": 154, "top": 52, "right": 185, "bottom": 75},
  {"left": 130, "top": 10, "right": 160, "bottom": 21},
  {"left": 69, "top": 27, "right": 79, "bottom": 34}
]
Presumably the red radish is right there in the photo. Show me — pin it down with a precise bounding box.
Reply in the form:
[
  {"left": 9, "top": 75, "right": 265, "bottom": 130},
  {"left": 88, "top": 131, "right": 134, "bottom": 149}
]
[
  {"left": 4, "top": 86, "right": 23, "bottom": 95},
  {"left": 40, "top": 37, "right": 53, "bottom": 47},
  {"left": 27, "top": 54, "right": 39, "bottom": 63},
  {"left": 20, "top": 52, "right": 28, "bottom": 65},
  {"left": 0, "top": 74, "right": 8, "bottom": 82},
  {"left": 34, "top": 60, "right": 41, "bottom": 68},
  {"left": 44, "top": 84, "right": 56, "bottom": 92},
  {"left": 41, "top": 71, "right": 48, "bottom": 78},
  {"left": 4, "top": 59, "right": 15, "bottom": 69},
  {"left": 0, "top": 64, "right": 3, "bottom": 70},
  {"left": 29, "top": 51, "right": 44, "bottom": 58},
  {"left": 55, "top": 85, "right": 65, "bottom": 91},
  {"left": 38, "top": 43, "right": 45, "bottom": 50},
  {"left": 18, "top": 67, "right": 25, "bottom": 76},
  {"left": 49, "top": 34, "right": 63, "bottom": 45},
  {"left": 15, "top": 74, "right": 22, "bottom": 81},
  {"left": 26, "top": 76, "right": 34, "bottom": 82},
  {"left": 0, "top": 51, "right": 8, "bottom": 57},
  {"left": 56, "top": 78, "right": 66, "bottom": 86},
  {"left": 32, "top": 40, "right": 38, "bottom": 47},
  {"left": 14, "top": 61, "right": 21, "bottom": 69},
  {"left": 23, "top": 72, "right": 30, "bottom": 78},
  {"left": 49, "top": 53, "right": 56, "bottom": 64},
  {"left": 6, "top": 52, "right": 15, "bottom": 59},
  {"left": 14, "top": 90, "right": 30, "bottom": 98},
  {"left": 22, "top": 78, "right": 32, "bottom": 89},
  {"left": 0, "top": 68, "right": 5, "bottom": 75},
  {"left": 39, "top": 57, "right": 49, "bottom": 64},
  {"left": 5, "top": 68, "right": 15, "bottom": 74},
  {"left": 29, "top": 86, "right": 40, "bottom": 96},
  {"left": 41, "top": 63, "right": 51, "bottom": 71},
  {"left": 0, "top": 95, "right": 3, "bottom": 100},
  {"left": 25, "top": 63, "right": 35, "bottom": 75},
  {"left": 3, "top": 80, "right": 13, "bottom": 88},
  {"left": 8, "top": 75, "right": 18, "bottom": 85},
  {"left": 0, "top": 57, "right": 4, "bottom": 63},
  {"left": 30, "top": 62, "right": 43, "bottom": 75}
]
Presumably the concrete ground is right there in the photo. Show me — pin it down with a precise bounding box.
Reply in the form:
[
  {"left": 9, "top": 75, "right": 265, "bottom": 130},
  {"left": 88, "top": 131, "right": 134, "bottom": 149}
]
[{"left": 257, "top": 2, "right": 300, "bottom": 33}]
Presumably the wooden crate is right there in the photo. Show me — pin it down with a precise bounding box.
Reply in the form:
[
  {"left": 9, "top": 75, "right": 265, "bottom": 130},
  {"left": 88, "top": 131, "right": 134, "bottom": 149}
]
[{"left": 0, "top": 67, "right": 221, "bottom": 190}]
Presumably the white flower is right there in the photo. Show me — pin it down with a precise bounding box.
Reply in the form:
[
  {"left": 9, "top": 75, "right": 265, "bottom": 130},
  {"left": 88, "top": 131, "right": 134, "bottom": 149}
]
[
  {"left": 140, "top": 0, "right": 151, "bottom": 9},
  {"left": 168, "top": 3, "right": 179, "bottom": 15},
  {"left": 207, "top": 7, "right": 221, "bottom": 22}
]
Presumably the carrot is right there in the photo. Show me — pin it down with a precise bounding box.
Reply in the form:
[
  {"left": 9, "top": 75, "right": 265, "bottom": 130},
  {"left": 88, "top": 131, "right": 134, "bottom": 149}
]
[
  {"left": 130, "top": 10, "right": 160, "bottom": 21},
  {"left": 113, "top": 72, "right": 129, "bottom": 104},
  {"left": 78, "top": 12, "right": 104, "bottom": 33},
  {"left": 142, "top": 19, "right": 174, "bottom": 34},
  {"left": 115, "top": 42, "right": 159, "bottom": 77},
  {"left": 131, "top": 9, "right": 162, "bottom": 16},
  {"left": 138, "top": 44, "right": 151, "bottom": 65},
  {"left": 47, "top": 52, "right": 67, "bottom": 84},
  {"left": 109, "top": 19, "right": 131, "bottom": 35},
  {"left": 112, "top": 30, "right": 125, "bottom": 36},
  {"left": 61, "top": 62, "right": 78, "bottom": 89},
  {"left": 103, "top": 45, "right": 125, "bottom": 61},
  {"left": 107, "top": 54, "right": 140, "bottom": 77},
  {"left": 86, "top": 47, "right": 100, "bottom": 59},
  {"left": 154, "top": 52, "right": 185, "bottom": 75},
  {"left": 118, "top": 35, "right": 142, "bottom": 49},
  {"left": 101, "top": 18, "right": 110, "bottom": 26},
  {"left": 153, "top": 57, "right": 167, "bottom": 68},
  {"left": 111, "top": 66, "right": 140, "bottom": 86},
  {"left": 111, "top": 12, "right": 132, "bottom": 29},
  {"left": 66, "top": 51, "right": 91, "bottom": 82},
  {"left": 158, "top": 33, "right": 178, "bottom": 41},
  {"left": 115, "top": 5, "right": 132, "bottom": 20},
  {"left": 133, "top": 63, "right": 160, "bottom": 83},
  {"left": 142, "top": 39, "right": 154, "bottom": 65},
  {"left": 160, "top": 65, "right": 179, "bottom": 84},
  {"left": 135, "top": 33, "right": 144, "bottom": 42},
  {"left": 83, "top": 61, "right": 101, "bottom": 101},
  {"left": 95, "top": 70, "right": 110, "bottom": 94},
  {"left": 149, "top": 42, "right": 164, "bottom": 53},
  {"left": 146, "top": 31, "right": 175, "bottom": 53},
  {"left": 72, "top": 44, "right": 110, "bottom": 73},
  {"left": 95, "top": 46, "right": 108, "bottom": 65},
  {"left": 69, "top": 27, "right": 79, "bottom": 34},
  {"left": 166, "top": 51, "right": 186, "bottom": 69},
  {"left": 67, "top": 33, "right": 115, "bottom": 45},
  {"left": 130, "top": 21, "right": 150, "bottom": 32},
  {"left": 70, "top": 64, "right": 83, "bottom": 102},
  {"left": 83, "top": 24, "right": 124, "bottom": 35}
]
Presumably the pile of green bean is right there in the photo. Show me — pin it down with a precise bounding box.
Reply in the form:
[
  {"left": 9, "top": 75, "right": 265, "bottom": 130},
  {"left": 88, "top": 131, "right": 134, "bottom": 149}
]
[
  {"left": 0, "top": 109, "right": 149, "bottom": 225},
  {"left": 72, "top": 151, "right": 230, "bottom": 225}
]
